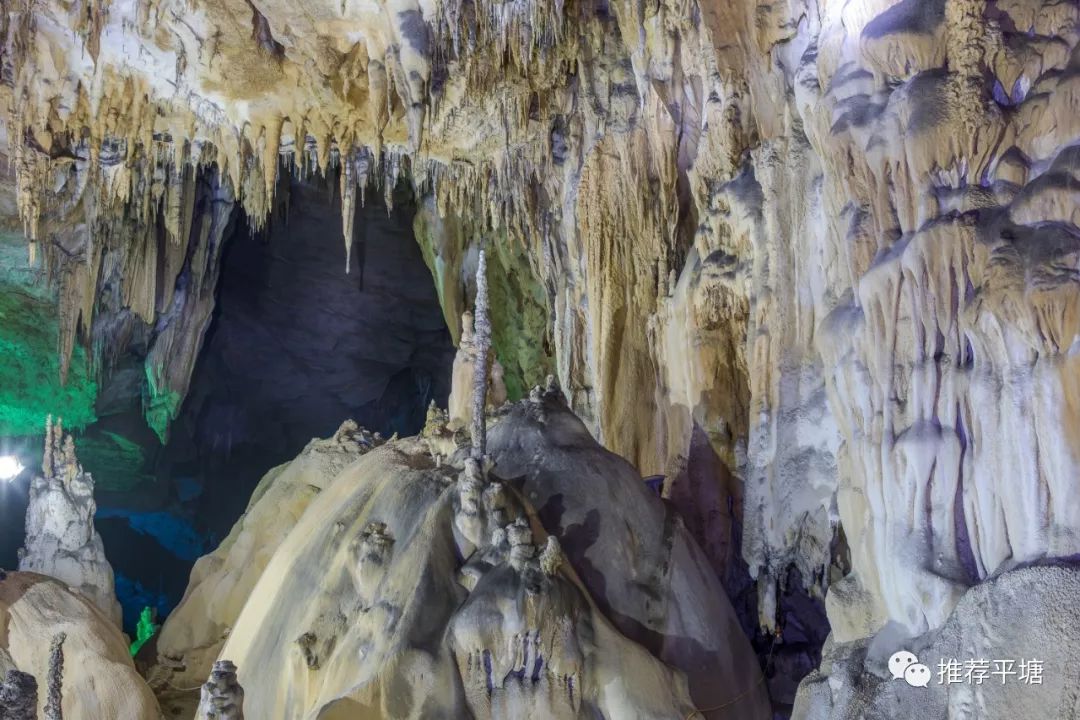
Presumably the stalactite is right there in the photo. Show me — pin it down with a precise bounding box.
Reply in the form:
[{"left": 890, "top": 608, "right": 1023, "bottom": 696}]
[
  {"left": 262, "top": 118, "right": 282, "bottom": 204},
  {"left": 340, "top": 153, "right": 356, "bottom": 274},
  {"left": 163, "top": 164, "right": 185, "bottom": 245},
  {"left": 41, "top": 415, "right": 56, "bottom": 479}
]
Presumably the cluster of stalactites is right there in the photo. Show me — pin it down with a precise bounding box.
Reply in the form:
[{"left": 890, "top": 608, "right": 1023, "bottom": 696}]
[
  {"left": 11, "top": 83, "right": 549, "bottom": 283},
  {"left": 12, "top": 116, "right": 455, "bottom": 396},
  {"left": 2, "top": 0, "right": 602, "bottom": 281},
  {"left": 431, "top": 0, "right": 576, "bottom": 94},
  {"left": 7, "top": 0, "right": 575, "bottom": 391}
]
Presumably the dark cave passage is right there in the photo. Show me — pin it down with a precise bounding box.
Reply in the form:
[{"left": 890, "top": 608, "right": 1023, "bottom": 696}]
[
  {"left": 162, "top": 175, "right": 455, "bottom": 535},
  {"left": 91, "top": 172, "right": 455, "bottom": 630}
]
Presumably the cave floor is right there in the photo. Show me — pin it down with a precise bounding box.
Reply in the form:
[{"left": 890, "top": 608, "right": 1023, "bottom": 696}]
[{"left": 156, "top": 687, "right": 200, "bottom": 718}]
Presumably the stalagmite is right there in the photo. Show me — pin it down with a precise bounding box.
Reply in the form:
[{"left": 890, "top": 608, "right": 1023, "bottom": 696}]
[
  {"left": 470, "top": 249, "right": 491, "bottom": 460},
  {"left": 195, "top": 661, "right": 244, "bottom": 720},
  {"left": 43, "top": 634, "right": 64, "bottom": 720},
  {"left": 18, "top": 417, "right": 122, "bottom": 627}
]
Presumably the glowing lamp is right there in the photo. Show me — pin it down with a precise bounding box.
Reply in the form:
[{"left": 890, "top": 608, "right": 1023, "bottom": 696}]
[{"left": 0, "top": 455, "right": 24, "bottom": 481}]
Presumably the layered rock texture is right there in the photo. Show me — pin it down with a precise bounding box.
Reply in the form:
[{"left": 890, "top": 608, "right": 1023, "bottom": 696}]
[
  {"left": 0, "top": 571, "right": 160, "bottom": 719},
  {"left": 151, "top": 400, "right": 769, "bottom": 719},
  {"left": 155, "top": 420, "right": 385, "bottom": 688},
  {"left": 18, "top": 417, "right": 122, "bottom": 627},
  {"left": 5, "top": 0, "right": 1080, "bottom": 715},
  {"left": 795, "top": 564, "right": 1080, "bottom": 719}
]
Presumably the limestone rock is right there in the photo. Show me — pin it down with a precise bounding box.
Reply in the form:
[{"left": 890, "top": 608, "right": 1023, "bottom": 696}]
[
  {"left": 18, "top": 418, "right": 121, "bottom": 627},
  {"left": 43, "top": 633, "right": 64, "bottom": 720},
  {"left": 447, "top": 309, "right": 508, "bottom": 432},
  {"left": 794, "top": 565, "right": 1080, "bottom": 720},
  {"left": 488, "top": 392, "right": 771, "bottom": 717},
  {"left": 155, "top": 420, "right": 379, "bottom": 687},
  {"left": 195, "top": 660, "right": 244, "bottom": 720},
  {"left": 6, "top": 0, "right": 1080, "bottom": 710},
  {"left": 213, "top": 438, "right": 694, "bottom": 718},
  {"left": 0, "top": 670, "right": 38, "bottom": 720},
  {"left": 0, "top": 572, "right": 160, "bottom": 720},
  {"left": 158, "top": 401, "right": 758, "bottom": 718}
]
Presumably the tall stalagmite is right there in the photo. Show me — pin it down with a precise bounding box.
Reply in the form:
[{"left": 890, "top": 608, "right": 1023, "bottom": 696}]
[
  {"left": 470, "top": 249, "right": 491, "bottom": 459},
  {"left": 43, "top": 634, "right": 64, "bottom": 720},
  {"left": 18, "top": 418, "right": 121, "bottom": 626}
]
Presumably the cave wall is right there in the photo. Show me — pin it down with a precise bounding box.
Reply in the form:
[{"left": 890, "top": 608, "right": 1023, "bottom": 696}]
[
  {"left": 2, "top": 0, "right": 1080, "bottom": 694},
  {"left": 753, "top": 0, "right": 1080, "bottom": 642}
]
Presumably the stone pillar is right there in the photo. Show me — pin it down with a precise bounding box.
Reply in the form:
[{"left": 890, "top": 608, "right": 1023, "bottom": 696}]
[{"left": 18, "top": 417, "right": 122, "bottom": 626}]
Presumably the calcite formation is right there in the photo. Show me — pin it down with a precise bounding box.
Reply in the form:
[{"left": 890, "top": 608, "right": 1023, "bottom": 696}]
[
  {"left": 195, "top": 660, "right": 244, "bottom": 720},
  {"left": 18, "top": 417, "right": 122, "bottom": 627},
  {"left": 794, "top": 565, "right": 1080, "bottom": 719},
  {"left": 42, "top": 634, "right": 64, "bottom": 720},
  {"left": 0, "top": 572, "right": 160, "bottom": 719},
  {"left": 5, "top": 0, "right": 1080, "bottom": 713},
  {"left": 155, "top": 419, "right": 383, "bottom": 687},
  {"left": 0, "top": 670, "right": 38, "bottom": 720},
  {"left": 152, "top": 400, "right": 768, "bottom": 718},
  {"left": 447, "top": 310, "right": 508, "bottom": 432},
  {"left": 488, "top": 380, "right": 771, "bottom": 714}
]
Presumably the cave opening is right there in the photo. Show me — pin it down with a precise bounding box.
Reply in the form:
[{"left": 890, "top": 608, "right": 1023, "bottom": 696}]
[{"left": 76, "top": 170, "right": 454, "bottom": 631}]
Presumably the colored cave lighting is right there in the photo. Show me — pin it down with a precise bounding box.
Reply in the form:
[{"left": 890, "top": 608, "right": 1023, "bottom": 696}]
[
  {"left": 129, "top": 607, "right": 160, "bottom": 657},
  {"left": 0, "top": 455, "right": 24, "bottom": 481}
]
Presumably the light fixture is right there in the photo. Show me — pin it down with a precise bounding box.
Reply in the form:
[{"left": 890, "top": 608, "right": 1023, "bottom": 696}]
[{"left": 0, "top": 455, "right": 24, "bottom": 481}]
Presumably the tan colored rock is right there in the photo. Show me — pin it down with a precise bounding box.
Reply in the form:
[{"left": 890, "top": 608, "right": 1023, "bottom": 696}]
[
  {"left": 8, "top": 0, "right": 1080, "bottom": 705},
  {"left": 208, "top": 437, "right": 698, "bottom": 718},
  {"left": 447, "top": 310, "right": 508, "bottom": 431},
  {"left": 156, "top": 397, "right": 764, "bottom": 718},
  {"left": 155, "top": 420, "right": 379, "bottom": 687},
  {"left": 0, "top": 572, "right": 160, "bottom": 720}
]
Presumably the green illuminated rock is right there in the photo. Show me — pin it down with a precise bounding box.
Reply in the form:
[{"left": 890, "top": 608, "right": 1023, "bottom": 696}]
[
  {"left": 0, "top": 240, "right": 97, "bottom": 436},
  {"left": 144, "top": 366, "right": 182, "bottom": 444},
  {"left": 414, "top": 208, "right": 553, "bottom": 402},
  {"left": 129, "top": 606, "right": 159, "bottom": 657},
  {"left": 486, "top": 239, "right": 553, "bottom": 401}
]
